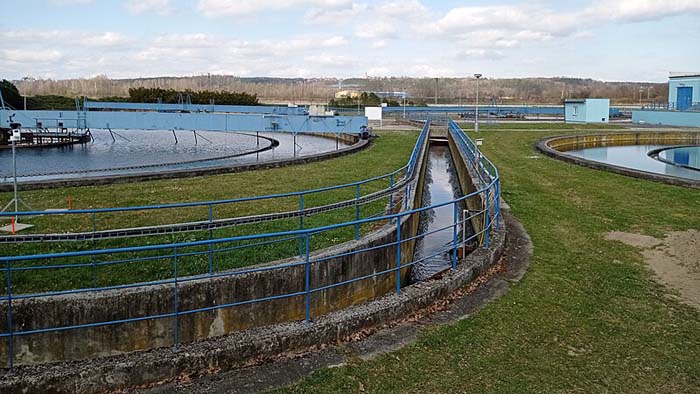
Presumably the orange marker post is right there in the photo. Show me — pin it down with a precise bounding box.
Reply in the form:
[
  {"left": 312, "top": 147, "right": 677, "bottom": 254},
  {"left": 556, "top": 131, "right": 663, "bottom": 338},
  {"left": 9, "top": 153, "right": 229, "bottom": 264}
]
[
  {"left": 11, "top": 217, "right": 15, "bottom": 235},
  {"left": 68, "top": 195, "right": 72, "bottom": 210}
]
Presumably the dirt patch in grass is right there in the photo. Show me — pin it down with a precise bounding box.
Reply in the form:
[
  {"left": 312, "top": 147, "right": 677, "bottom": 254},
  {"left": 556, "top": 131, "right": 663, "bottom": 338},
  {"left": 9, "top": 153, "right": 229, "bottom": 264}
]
[{"left": 606, "top": 230, "right": 700, "bottom": 307}]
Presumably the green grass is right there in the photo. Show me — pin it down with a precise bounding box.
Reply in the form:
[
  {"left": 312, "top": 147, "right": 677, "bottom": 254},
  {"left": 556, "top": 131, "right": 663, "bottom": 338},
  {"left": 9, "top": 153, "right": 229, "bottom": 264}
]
[
  {"left": 457, "top": 122, "right": 624, "bottom": 131},
  {"left": 1, "top": 130, "right": 419, "bottom": 294},
  {"left": 278, "top": 127, "right": 700, "bottom": 393}
]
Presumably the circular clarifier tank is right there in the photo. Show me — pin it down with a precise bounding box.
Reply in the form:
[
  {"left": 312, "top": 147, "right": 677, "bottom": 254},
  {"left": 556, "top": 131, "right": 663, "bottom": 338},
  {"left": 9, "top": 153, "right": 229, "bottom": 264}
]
[
  {"left": 654, "top": 146, "right": 700, "bottom": 171},
  {"left": 0, "top": 130, "right": 349, "bottom": 183}
]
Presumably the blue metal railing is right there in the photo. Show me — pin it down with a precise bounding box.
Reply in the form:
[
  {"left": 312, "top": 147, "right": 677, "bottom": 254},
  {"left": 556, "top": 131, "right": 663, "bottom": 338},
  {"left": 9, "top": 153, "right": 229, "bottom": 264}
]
[
  {"left": 643, "top": 102, "right": 700, "bottom": 112},
  {"left": 0, "top": 128, "right": 425, "bottom": 239},
  {"left": 0, "top": 119, "right": 500, "bottom": 369}
]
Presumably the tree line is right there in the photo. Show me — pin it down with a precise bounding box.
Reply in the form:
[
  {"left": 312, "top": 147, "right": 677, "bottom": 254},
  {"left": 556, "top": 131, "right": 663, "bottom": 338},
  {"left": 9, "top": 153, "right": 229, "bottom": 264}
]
[
  {"left": 10, "top": 75, "right": 669, "bottom": 106},
  {"left": 0, "top": 80, "right": 258, "bottom": 110},
  {"left": 126, "top": 87, "right": 258, "bottom": 105}
]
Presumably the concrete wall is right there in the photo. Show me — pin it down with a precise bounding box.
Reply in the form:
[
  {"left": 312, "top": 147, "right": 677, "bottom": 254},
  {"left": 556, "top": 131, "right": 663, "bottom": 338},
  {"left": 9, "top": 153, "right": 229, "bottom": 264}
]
[
  {"left": 1, "top": 109, "right": 368, "bottom": 134},
  {"left": 447, "top": 133, "right": 487, "bottom": 243},
  {"left": 633, "top": 110, "right": 700, "bottom": 127},
  {"left": 0, "top": 131, "right": 429, "bottom": 367},
  {"left": 543, "top": 131, "right": 700, "bottom": 152}
]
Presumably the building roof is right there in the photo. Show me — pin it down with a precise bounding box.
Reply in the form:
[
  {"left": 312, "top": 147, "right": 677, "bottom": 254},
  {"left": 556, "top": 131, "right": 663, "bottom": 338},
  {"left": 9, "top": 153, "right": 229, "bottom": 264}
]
[
  {"left": 565, "top": 98, "right": 609, "bottom": 104},
  {"left": 669, "top": 72, "right": 700, "bottom": 79}
]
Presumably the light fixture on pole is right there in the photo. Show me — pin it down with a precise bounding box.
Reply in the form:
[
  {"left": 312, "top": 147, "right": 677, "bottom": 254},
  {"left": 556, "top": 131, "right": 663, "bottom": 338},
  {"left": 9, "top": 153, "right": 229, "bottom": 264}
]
[
  {"left": 1, "top": 120, "right": 33, "bottom": 228},
  {"left": 474, "top": 73, "right": 482, "bottom": 132}
]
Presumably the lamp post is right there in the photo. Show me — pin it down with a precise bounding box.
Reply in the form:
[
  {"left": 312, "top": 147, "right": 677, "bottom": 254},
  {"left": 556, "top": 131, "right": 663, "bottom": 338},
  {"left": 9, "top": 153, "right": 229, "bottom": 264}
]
[{"left": 474, "top": 73, "right": 482, "bottom": 132}]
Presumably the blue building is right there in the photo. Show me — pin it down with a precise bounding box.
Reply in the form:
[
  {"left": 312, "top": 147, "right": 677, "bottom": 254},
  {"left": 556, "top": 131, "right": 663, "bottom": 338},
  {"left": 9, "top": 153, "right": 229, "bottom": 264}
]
[
  {"left": 668, "top": 73, "right": 700, "bottom": 111},
  {"left": 564, "top": 99, "right": 610, "bottom": 124},
  {"left": 633, "top": 72, "right": 700, "bottom": 127}
]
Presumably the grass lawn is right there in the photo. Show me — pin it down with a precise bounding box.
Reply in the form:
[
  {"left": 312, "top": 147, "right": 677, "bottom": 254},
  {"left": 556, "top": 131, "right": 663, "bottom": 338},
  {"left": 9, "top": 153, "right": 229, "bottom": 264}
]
[
  {"left": 1, "top": 130, "right": 419, "bottom": 294},
  {"left": 278, "top": 125, "right": 700, "bottom": 393}
]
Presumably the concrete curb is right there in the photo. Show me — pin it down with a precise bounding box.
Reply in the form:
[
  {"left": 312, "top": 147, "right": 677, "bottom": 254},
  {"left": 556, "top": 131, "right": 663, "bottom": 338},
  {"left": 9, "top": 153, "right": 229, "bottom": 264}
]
[{"left": 535, "top": 131, "right": 700, "bottom": 189}]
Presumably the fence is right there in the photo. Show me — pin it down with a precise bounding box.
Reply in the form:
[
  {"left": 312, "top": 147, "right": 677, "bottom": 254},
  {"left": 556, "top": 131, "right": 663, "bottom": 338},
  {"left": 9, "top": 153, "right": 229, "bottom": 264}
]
[
  {"left": 0, "top": 119, "right": 499, "bottom": 368},
  {"left": 643, "top": 102, "right": 700, "bottom": 112}
]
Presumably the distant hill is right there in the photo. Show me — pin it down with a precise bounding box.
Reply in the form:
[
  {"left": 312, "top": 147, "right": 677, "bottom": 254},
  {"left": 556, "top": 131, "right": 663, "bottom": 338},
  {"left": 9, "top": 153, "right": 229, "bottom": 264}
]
[{"left": 11, "top": 75, "right": 668, "bottom": 105}]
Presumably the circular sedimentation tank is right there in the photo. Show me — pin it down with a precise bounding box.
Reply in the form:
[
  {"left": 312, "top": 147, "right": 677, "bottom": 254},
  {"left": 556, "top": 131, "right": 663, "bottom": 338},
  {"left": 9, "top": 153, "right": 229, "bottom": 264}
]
[
  {"left": 0, "top": 130, "right": 351, "bottom": 185},
  {"left": 537, "top": 131, "right": 700, "bottom": 187}
]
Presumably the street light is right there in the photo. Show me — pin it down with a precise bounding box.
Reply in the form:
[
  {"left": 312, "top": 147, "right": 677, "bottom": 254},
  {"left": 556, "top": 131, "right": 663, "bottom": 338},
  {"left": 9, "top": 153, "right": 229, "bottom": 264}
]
[
  {"left": 474, "top": 73, "right": 482, "bottom": 132},
  {"left": 1, "top": 120, "right": 32, "bottom": 225}
]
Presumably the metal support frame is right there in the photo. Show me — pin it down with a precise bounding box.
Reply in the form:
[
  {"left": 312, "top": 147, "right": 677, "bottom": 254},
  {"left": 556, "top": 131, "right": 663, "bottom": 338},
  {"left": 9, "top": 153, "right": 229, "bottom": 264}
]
[
  {"left": 355, "top": 184, "right": 361, "bottom": 240},
  {"left": 1, "top": 132, "right": 33, "bottom": 221},
  {"left": 208, "top": 204, "right": 214, "bottom": 274},
  {"left": 452, "top": 202, "right": 458, "bottom": 270},
  {"left": 172, "top": 246, "right": 180, "bottom": 352},
  {"left": 304, "top": 233, "right": 311, "bottom": 322},
  {"left": 299, "top": 194, "right": 305, "bottom": 257},
  {"left": 395, "top": 218, "right": 402, "bottom": 295}
]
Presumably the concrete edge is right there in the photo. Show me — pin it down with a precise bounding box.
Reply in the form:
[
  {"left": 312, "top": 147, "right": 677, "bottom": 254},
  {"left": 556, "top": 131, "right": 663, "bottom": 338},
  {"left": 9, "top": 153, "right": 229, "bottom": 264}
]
[
  {"left": 0, "top": 134, "right": 367, "bottom": 192},
  {"left": 0, "top": 214, "right": 507, "bottom": 394},
  {"left": 535, "top": 133, "right": 700, "bottom": 189}
]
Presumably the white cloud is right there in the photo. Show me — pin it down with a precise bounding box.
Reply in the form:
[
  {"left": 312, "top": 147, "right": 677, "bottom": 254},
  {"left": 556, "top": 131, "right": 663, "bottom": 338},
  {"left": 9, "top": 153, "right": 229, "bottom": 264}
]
[
  {"left": 49, "top": 0, "right": 92, "bottom": 5},
  {"left": 305, "top": 2, "right": 367, "bottom": 23},
  {"left": 196, "top": 0, "right": 354, "bottom": 17},
  {"left": 355, "top": 24, "right": 398, "bottom": 39},
  {"left": 81, "top": 32, "right": 130, "bottom": 47},
  {"left": 304, "top": 54, "right": 357, "bottom": 68},
  {"left": 126, "top": 0, "right": 172, "bottom": 15},
  {"left": 408, "top": 64, "right": 454, "bottom": 78},
  {"left": 585, "top": 0, "right": 700, "bottom": 22},
  {"left": 370, "top": 40, "right": 387, "bottom": 49},
  {"left": 1, "top": 49, "right": 63, "bottom": 63}
]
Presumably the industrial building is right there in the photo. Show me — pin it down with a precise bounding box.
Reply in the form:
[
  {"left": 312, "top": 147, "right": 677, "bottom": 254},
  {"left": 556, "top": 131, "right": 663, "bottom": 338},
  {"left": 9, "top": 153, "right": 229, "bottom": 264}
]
[
  {"left": 564, "top": 98, "right": 610, "bottom": 124},
  {"left": 668, "top": 73, "right": 700, "bottom": 110},
  {"left": 633, "top": 72, "right": 700, "bottom": 127}
]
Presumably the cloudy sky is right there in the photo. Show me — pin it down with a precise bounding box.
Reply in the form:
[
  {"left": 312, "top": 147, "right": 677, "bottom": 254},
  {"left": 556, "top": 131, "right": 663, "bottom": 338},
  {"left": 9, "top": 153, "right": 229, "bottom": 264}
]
[{"left": 1, "top": 0, "right": 699, "bottom": 81}]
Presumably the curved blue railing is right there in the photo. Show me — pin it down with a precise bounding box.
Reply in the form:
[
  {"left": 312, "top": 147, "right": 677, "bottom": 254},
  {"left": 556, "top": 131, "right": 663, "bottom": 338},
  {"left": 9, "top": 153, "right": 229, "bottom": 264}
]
[
  {"left": 0, "top": 119, "right": 500, "bottom": 368},
  {"left": 1, "top": 133, "right": 422, "bottom": 241}
]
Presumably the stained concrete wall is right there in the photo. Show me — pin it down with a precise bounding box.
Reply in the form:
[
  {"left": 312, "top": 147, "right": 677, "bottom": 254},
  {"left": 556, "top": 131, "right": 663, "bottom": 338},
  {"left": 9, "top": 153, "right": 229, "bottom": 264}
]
[
  {"left": 0, "top": 131, "right": 428, "bottom": 367},
  {"left": 544, "top": 131, "right": 700, "bottom": 152},
  {"left": 447, "top": 132, "right": 487, "bottom": 243},
  {"left": 537, "top": 131, "right": 700, "bottom": 188}
]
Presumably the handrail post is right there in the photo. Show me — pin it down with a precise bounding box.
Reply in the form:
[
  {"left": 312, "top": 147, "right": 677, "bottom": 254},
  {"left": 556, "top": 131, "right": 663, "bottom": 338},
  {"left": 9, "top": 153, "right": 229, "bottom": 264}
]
[
  {"left": 5, "top": 260, "right": 14, "bottom": 369},
  {"left": 388, "top": 174, "right": 394, "bottom": 223},
  {"left": 484, "top": 192, "right": 491, "bottom": 249},
  {"left": 452, "top": 201, "right": 458, "bottom": 271},
  {"left": 395, "top": 217, "right": 402, "bottom": 295},
  {"left": 298, "top": 194, "right": 305, "bottom": 257},
  {"left": 304, "top": 233, "right": 311, "bottom": 323},
  {"left": 404, "top": 185, "right": 410, "bottom": 210},
  {"left": 173, "top": 246, "right": 179, "bottom": 352},
  {"left": 208, "top": 203, "right": 214, "bottom": 275},
  {"left": 494, "top": 181, "right": 500, "bottom": 230},
  {"left": 354, "top": 184, "right": 360, "bottom": 240},
  {"left": 92, "top": 212, "right": 97, "bottom": 288}
]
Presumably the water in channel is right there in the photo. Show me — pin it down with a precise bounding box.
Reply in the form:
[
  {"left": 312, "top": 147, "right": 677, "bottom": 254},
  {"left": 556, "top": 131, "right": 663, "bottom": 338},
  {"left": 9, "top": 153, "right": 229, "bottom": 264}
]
[{"left": 410, "top": 144, "right": 475, "bottom": 283}]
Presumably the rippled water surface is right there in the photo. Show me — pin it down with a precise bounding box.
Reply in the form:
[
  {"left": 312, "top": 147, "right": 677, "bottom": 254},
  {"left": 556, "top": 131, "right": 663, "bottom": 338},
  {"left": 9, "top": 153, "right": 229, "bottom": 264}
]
[{"left": 411, "top": 145, "right": 471, "bottom": 282}]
